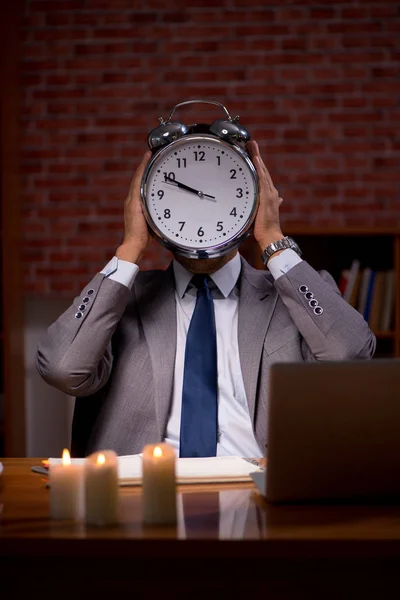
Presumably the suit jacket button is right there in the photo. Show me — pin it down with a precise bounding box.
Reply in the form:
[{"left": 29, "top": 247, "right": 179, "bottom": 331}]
[
  {"left": 314, "top": 306, "right": 323, "bottom": 315},
  {"left": 299, "top": 285, "right": 308, "bottom": 293},
  {"left": 75, "top": 312, "right": 83, "bottom": 319}
]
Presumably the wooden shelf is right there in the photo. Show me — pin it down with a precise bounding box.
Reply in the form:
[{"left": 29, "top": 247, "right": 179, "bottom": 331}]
[
  {"left": 374, "top": 331, "right": 396, "bottom": 340},
  {"left": 243, "top": 228, "right": 400, "bottom": 359},
  {"left": 288, "top": 229, "right": 400, "bottom": 359}
]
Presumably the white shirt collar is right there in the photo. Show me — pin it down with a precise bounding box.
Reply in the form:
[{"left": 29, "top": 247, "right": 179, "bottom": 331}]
[{"left": 173, "top": 252, "right": 241, "bottom": 299}]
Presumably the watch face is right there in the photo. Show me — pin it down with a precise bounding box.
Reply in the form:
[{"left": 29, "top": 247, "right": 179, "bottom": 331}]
[{"left": 141, "top": 134, "right": 258, "bottom": 258}]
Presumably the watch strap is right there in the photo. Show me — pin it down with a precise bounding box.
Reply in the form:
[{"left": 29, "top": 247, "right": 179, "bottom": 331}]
[{"left": 261, "top": 236, "right": 302, "bottom": 266}]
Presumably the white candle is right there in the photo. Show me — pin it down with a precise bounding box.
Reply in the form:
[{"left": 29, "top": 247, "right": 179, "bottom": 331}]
[
  {"left": 142, "top": 442, "right": 177, "bottom": 525},
  {"left": 49, "top": 448, "right": 84, "bottom": 521},
  {"left": 84, "top": 450, "right": 119, "bottom": 526}
]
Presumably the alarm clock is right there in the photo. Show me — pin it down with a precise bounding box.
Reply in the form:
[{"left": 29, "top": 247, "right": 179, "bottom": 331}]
[{"left": 140, "top": 99, "right": 259, "bottom": 259}]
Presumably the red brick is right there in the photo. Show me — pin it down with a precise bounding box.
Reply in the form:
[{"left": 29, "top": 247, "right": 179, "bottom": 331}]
[
  {"left": 45, "top": 12, "right": 72, "bottom": 26},
  {"left": 340, "top": 8, "right": 368, "bottom": 19},
  {"left": 74, "top": 72, "right": 103, "bottom": 84},
  {"left": 310, "top": 8, "right": 335, "bottom": 19},
  {"left": 281, "top": 38, "right": 308, "bottom": 51},
  {"left": 328, "top": 22, "right": 382, "bottom": 34},
  {"left": 313, "top": 157, "right": 341, "bottom": 170},
  {"left": 342, "top": 97, "right": 368, "bottom": 108},
  {"left": 374, "top": 157, "right": 399, "bottom": 169}
]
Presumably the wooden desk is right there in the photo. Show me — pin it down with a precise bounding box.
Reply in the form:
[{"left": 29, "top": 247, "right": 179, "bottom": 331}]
[{"left": 1, "top": 458, "right": 400, "bottom": 599}]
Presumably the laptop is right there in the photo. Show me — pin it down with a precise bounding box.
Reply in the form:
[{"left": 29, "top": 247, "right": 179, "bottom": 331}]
[{"left": 251, "top": 358, "right": 400, "bottom": 503}]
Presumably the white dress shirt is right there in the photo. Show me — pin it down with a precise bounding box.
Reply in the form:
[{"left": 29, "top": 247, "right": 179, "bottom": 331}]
[{"left": 101, "top": 249, "right": 302, "bottom": 457}]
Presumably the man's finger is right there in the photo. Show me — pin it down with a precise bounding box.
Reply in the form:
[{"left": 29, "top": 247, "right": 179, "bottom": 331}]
[
  {"left": 133, "top": 150, "right": 152, "bottom": 184},
  {"left": 256, "top": 153, "right": 275, "bottom": 191},
  {"left": 254, "top": 155, "right": 274, "bottom": 193},
  {"left": 250, "top": 141, "right": 276, "bottom": 193}
]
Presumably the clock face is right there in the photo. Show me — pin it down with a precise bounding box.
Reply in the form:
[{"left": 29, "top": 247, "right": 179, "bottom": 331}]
[{"left": 141, "top": 134, "right": 258, "bottom": 258}]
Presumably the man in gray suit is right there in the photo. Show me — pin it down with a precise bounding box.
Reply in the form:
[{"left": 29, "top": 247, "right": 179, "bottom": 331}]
[{"left": 36, "top": 141, "right": 375, "bottom": 458}]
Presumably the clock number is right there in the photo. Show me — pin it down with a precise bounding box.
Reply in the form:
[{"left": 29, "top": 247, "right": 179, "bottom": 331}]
[
  {"left": 164, "top": 209, "right": 171, "bottom": 219},
  {"left": 197, "top": 226, "right": 204, "bottom": 237},
  {"left": 157, "top": 190, "right": 164, "bottom": 199},
  {"left": 230, "top": 207, "right": 237, "bottom": 217},
  {"left": 217, "top": 156, "right": 221, "bottom": 166},
  {"left": 178, "top": 221, "right": 185, "bottom": 231},
  {"left": 164, "top": 172, "right": 176, "bottom": 182},
  {"left": 176, "top": 158, "right": 187, "bottom": 168},
  {"left": 216, "top": 221, "right": 224, "bottom": 232},
  {"left": 194, "top": 151, "right": 205, "bottom": 162},
  {"left": 236, "top": 188, "right": 243, "bottom": 198},
  {"left": 230, "top": 169, "right": 237, "bottom": 179}
]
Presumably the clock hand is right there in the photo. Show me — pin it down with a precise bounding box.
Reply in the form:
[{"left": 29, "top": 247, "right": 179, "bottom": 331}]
[
  {"left": 164, "top": 177, "right": 199, "bottom": 195},
  {"left": 201, "top": 193, "right": 217, "bottom": 202},
  {"left": 164, "top": 177, "right": 216, "bottom": 202}
]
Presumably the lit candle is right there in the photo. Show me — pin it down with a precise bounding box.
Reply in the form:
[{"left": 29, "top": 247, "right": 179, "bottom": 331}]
[
  {"left": 142, "top": 442, "right": 177, "bottom": 525},
  {"left": 49, "top": 448, "right": 84, "bottom": 521},
  {"left": 84, "top": 450, "right": 119, "bottom": 526}
]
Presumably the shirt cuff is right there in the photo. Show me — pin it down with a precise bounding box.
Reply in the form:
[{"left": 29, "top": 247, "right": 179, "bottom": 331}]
[
  {"left": 267, "top": 248, "right": 303, "bottom": 280},
  {"left": 100, "top": 256, "right": 139, "bottom": 289}
]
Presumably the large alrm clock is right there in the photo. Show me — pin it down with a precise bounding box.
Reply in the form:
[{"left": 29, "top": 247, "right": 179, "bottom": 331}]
[{"left": 140, "top": 100, "right": 259, "bottom": 259}]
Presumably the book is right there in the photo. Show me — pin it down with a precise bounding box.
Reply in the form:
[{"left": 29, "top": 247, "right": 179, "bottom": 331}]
[
  {"left": 338, "top": 269, "right": 349, "bottom": 296},
  {"left": 357, "top": 267, "right": 373, "bottom": 317},
  {"left": 363, "top": 269, "right": 376, "bottom": 322},
  {"left": 348, "top": 269, "right": 362, "bottom": 308},
  {"left": 343, "top": 259, "right": 361, "bottom": 304},
  {"left": 380, "top": 270, "right": 395, "bottom": 332},
  {"left": 368, "top": 270, "right": 385, "bottom": 331},
  {"left": 47, "top": 454, "right": 263, "bottom": 486}
]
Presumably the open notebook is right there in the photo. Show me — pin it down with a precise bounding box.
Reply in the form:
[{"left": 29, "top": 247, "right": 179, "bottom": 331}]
[{"left": 48, "top": 454, "right": 263, "bottom": 485}]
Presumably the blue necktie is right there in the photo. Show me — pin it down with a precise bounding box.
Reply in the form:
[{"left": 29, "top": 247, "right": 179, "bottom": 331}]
[{"left": 179, "top": 274, "right": 218, "bottom": 458}]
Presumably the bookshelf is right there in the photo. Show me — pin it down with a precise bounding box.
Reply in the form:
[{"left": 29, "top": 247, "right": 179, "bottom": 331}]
[{"left": 243, "top": 227, "right": 400, "bottom": 359}]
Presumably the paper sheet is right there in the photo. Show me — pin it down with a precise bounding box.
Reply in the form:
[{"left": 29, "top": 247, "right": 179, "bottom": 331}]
[{"left": 48, "top": 454, "right": 263, "bottom": 485}]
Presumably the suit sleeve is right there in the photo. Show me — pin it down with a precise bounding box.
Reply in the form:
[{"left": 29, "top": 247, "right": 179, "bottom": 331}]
[
  {"left": 36, "top": 273, "right": 132, "bottom": 396},
  {"left": 274, "top": 260, "right": 376, "bottom": 360}
]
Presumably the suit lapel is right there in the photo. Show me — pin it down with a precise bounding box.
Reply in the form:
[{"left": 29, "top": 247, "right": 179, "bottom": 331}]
[
  {"left": 136, "top": 264, "right": 177, "bottom": 439},
  {"left": 238, "top": 257, "right": 278, "bottom": 423}
]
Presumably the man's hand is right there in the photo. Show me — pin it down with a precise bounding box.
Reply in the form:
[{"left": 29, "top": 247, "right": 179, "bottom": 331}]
[
  {"left": 115, "top": 150, "right": 153, "bottom": 264},
  {"left": 247, "top": 140, "right": 284, "bottom": 253}
]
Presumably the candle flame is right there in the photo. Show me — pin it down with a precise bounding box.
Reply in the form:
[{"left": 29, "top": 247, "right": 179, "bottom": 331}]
[
  {"left": 97, "top": 453, "right": 106, "bottom": 465},
  {"left": 153, "top": 446, "right": 163, "bottom": 458},
  {"left": 62, "top": 448, "right": 71, "bottom": 465}
]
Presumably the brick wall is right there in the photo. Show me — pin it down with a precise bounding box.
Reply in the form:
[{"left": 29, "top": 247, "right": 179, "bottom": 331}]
[{"left": 21, "top": 0, "right": 400, "bottom": 296}]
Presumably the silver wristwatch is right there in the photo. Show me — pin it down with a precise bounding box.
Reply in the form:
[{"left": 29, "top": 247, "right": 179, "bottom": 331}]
[{"left": 261, "top": 236, "right": 302, "bottom": 266}]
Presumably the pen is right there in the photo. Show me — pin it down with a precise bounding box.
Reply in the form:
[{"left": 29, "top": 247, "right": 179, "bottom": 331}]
[
  {"left": 243, "top": 458, "right": 265, "bottom": 470},
  {"left": 31, "top": 465, "right": 49, "bottom": 476}
]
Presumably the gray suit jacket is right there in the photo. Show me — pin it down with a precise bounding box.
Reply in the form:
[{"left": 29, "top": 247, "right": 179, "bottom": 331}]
[{"left": 36, "top": 255, "right": 375, "bottom": 457}]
